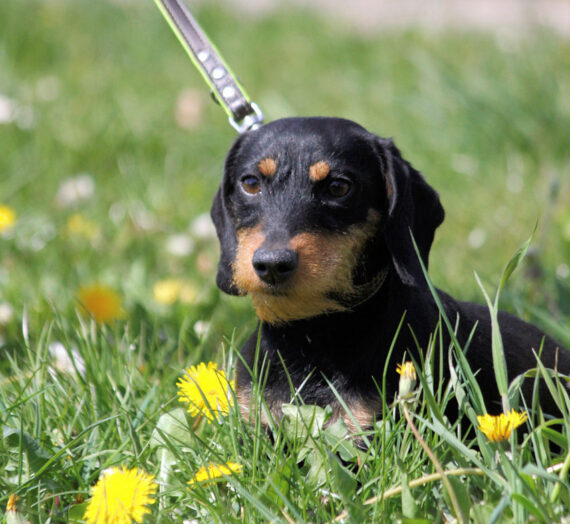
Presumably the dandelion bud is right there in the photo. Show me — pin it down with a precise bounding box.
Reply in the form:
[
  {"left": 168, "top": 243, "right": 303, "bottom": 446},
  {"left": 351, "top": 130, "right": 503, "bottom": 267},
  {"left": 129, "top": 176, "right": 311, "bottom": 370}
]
[{"left": 396, "top": 361, "right": 417, "bottom": 399}]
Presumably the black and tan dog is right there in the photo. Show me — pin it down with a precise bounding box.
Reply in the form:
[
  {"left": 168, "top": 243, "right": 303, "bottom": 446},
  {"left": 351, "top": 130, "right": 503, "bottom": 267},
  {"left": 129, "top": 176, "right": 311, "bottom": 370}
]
[{"left": 211, "top": 116, "right": 569, "bottom": 429}]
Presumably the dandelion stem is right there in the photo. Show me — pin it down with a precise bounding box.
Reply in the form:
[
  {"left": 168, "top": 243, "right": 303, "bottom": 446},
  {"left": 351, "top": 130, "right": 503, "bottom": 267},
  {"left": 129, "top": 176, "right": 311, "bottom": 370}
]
[
  {"left": 333, "top": 467, "right": 484, "bottom": 522},
  {"left": 401, "top": 405, "right": 465, "bottom": 524},
  {"left": 281, "top": 508, "right": 296, "bottom": 524},
  {"left": 192, "top": 413, "right": 203, "bottom": 431}
]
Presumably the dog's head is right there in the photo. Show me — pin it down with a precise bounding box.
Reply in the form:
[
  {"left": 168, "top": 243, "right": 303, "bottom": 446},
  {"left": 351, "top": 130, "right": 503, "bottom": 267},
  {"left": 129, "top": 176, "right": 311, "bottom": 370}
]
[{"left": 211, "top": 117, "right": 444, "bottom": 324}]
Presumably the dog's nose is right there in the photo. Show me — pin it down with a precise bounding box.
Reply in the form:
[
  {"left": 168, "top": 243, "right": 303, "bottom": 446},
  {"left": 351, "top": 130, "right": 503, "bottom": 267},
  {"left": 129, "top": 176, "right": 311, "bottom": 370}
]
[{"left": 252, "top": 248, "right": 298, "bottom": 285}]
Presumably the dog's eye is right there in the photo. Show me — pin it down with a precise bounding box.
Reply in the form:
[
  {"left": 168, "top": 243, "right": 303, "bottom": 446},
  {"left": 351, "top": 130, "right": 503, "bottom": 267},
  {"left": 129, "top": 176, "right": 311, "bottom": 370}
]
[
  {"left": 327, "top": 179, "right": 351, "bottom": 198},
  {"left": 241, "top": 175, "right": 261, "bottom": 195}
]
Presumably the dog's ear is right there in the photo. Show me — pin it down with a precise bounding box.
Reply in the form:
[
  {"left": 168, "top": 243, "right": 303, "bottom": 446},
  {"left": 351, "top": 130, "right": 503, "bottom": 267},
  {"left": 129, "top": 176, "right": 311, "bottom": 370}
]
[
  {"left": 376, "top": 138, "right": 445, "bottom": 287},
  {"left": 210, "top": 136, "right": 246, "bottom": 296}
]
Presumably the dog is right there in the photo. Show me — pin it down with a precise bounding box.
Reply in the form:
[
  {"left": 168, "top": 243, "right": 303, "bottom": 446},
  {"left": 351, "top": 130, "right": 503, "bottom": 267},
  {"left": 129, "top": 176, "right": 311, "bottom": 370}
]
[{"left": 211, "top": 116, "right": 569, "bottom": 430}]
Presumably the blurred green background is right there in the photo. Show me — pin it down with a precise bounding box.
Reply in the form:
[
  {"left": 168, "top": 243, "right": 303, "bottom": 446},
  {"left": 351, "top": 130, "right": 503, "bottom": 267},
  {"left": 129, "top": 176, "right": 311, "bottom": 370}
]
[{"left": 1, "top": 0, "right": 569, "bottom": 351}]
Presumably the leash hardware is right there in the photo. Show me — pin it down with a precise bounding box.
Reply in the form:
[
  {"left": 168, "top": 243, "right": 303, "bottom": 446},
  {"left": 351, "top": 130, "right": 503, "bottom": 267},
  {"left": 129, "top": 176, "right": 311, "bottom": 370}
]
[
  {"left": 154, "top": 0, "right": 264, "bottom": 134},
  {"left": 229, "top": 102, "right": 264, "bottom": 134}
]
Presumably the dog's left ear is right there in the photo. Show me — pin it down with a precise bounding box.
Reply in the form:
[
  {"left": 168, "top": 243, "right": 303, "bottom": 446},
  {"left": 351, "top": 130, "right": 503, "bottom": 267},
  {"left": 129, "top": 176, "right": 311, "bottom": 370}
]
[
  {"left": 375, "top": 137, "right": 445, "bottom": 288},
  {"left": 210, "top": 136, "right": 246, "bottom": 296}
]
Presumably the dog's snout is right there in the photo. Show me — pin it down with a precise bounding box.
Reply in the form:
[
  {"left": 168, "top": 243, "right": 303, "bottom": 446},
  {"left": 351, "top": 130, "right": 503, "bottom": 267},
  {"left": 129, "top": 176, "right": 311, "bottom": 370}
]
[{"left": 252, "top": 248, "right": 298, "bottom": 285}]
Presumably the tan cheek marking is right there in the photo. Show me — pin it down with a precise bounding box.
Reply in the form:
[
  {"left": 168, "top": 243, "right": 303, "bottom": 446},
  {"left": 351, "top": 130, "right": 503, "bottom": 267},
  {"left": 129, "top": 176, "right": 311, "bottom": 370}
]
[
  {"left": 258, "top": 157, "right": 277, "bottom": 177},
  {"left": 232, "top": 225, "right": 265, "bottom": 293},
  {"left": 290, "top": 232, "right": 357, "bottom": 296},
  {"left": 309, "top": 161, "right": 331, "bottom": 182}
]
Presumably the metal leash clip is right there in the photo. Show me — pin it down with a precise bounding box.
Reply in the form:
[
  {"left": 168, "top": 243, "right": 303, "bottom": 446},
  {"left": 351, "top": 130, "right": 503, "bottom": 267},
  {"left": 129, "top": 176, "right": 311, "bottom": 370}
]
[
  {"left": 154, "top": 0, "right": 264, "bottom": 133},
  {"left": 229, "top": 102, "right": 264, "bottom": 134}
]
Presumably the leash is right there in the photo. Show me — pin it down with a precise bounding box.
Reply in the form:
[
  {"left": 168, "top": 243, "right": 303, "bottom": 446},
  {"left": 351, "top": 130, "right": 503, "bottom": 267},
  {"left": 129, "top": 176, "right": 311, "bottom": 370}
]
[{"left": 153, "top": 0, "right": 264, "bottom": 133}]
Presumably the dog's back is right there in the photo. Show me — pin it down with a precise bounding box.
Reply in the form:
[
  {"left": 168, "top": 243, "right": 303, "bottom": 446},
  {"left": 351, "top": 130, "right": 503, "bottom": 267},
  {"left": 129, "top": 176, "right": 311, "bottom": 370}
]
[{"left": 438, "top": 290, "right": 569, "bottom": 415}]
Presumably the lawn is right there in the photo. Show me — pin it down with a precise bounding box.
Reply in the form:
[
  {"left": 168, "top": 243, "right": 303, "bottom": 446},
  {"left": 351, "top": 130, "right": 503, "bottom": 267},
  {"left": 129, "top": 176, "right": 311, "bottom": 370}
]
[{"left": 1, "top": 1, "right": 569, "bottom": 522}]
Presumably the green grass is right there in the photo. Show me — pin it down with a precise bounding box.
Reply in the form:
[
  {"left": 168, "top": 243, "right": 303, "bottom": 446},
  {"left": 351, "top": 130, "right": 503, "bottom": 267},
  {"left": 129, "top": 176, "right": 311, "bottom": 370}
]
[{"left": 1, "top": 1, "right": 569, "bottom": 522}]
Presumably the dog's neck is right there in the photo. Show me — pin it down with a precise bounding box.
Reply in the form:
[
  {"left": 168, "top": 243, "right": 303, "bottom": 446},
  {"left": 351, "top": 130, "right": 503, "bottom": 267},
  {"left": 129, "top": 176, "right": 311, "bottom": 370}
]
[
  {"left": 255, "top": 271, "right": 427, "bottom": 379},
  {"left": 338, "top": 265, "right": 390, "bottom": 310}
]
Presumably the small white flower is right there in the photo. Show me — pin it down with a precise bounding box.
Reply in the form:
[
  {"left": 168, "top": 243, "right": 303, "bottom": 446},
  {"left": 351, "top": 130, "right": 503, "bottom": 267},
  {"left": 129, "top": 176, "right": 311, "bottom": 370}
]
[
  {"left": 166, "top": 233, "right": 194, "bottom": 257},
  {"left": 190, "top": 213, "right": 217, "bottom": 241},
  {"left": 15, "top": 218, "right": 56, "bottom": 252},
  {"left": 100, "top": 467, "right": 116, "bottom": 478},
  {"left": 0, "top": 302, "right": 14, "bottom": 324},
  {"left": 556, "top": 264, "right": 569, "bottom": 279},
  {"left": 468, "top": 228, "right": 486, "bottom": 249},
  {"left": 0, "top": 95, "right": 34, "bottom": 129},
  {"left": 128, "top": 201, "right": 156, "bottom": 231},
  {"left": 193, "top": 320, "right": 210, "bottom": 338},
  {"left": 0, "top": 95, "right": 16, "bottom": 124},
  {"left": 49, "top": 341, "right": 86, "bottom": 376},
  {"left": 55, "top": 174, "right": 95, "bottom": 207}
]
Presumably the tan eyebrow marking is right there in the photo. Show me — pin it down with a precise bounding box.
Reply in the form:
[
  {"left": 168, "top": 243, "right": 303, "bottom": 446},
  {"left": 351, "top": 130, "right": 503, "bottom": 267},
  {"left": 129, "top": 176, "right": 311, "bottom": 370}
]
[
  {"left": 309, "top": 161, "right": 331, "bottom": 182},
  {"left": 257, "top": 158, "right": 277, "bottom": 177}
]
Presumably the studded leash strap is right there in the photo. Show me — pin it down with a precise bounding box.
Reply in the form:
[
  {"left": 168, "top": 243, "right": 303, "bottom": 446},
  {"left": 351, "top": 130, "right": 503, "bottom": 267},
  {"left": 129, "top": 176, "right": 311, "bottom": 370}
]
[{"left": 154, "top": 0, "right": 264, "bottom": 133}]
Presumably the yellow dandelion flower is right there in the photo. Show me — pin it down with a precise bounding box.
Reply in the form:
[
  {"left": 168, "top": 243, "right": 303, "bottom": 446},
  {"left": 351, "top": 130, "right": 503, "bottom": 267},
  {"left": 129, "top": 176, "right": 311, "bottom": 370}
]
[
  {"left": 6, "top": 494, "right": 20, "bottom": 512},
  {"left": 153, "top": 279, "right": 199, "bottom": 305},
  {"left": 396, "top": 361, "right": 417, "bottom": 380},
  {"left": 477, "top": 410, "right": 528, "bottom": 442},
  {"left": 84, "top": 466, "right": 157, "bottom": 524},
  {"left": 78, "top": 284, "right": 123, "bottom": 324},
  {"left": 396, "top": 361, "right": 417, "bottom": 399},
  {"left": 188, "top": 462, "right": 243, "bottom": 487},
  {"left": 0, "top": 205, "right": 16, "bottom": 232},
  {"left": 66, "top": 213, "right": 98, "bottom": 240},
  {"left": 153, "top": 279, "right": 181, "bottom": 305},
  {"left": 177, "top": 362, "right": 234, "bottom": 422}
]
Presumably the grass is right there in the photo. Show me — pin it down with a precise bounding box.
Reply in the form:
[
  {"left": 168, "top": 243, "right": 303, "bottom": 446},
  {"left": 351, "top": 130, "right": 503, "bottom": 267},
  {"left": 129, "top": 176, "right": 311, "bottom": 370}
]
[{"left": 1, "top": 0, "right": 569, "bottom": 522}]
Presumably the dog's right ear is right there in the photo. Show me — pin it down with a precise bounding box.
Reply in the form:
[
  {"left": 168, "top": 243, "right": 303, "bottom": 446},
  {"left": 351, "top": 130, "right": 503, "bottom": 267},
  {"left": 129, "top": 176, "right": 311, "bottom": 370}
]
[{"left": 210, "top": 136, "right": 246, "bottom": 296}]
